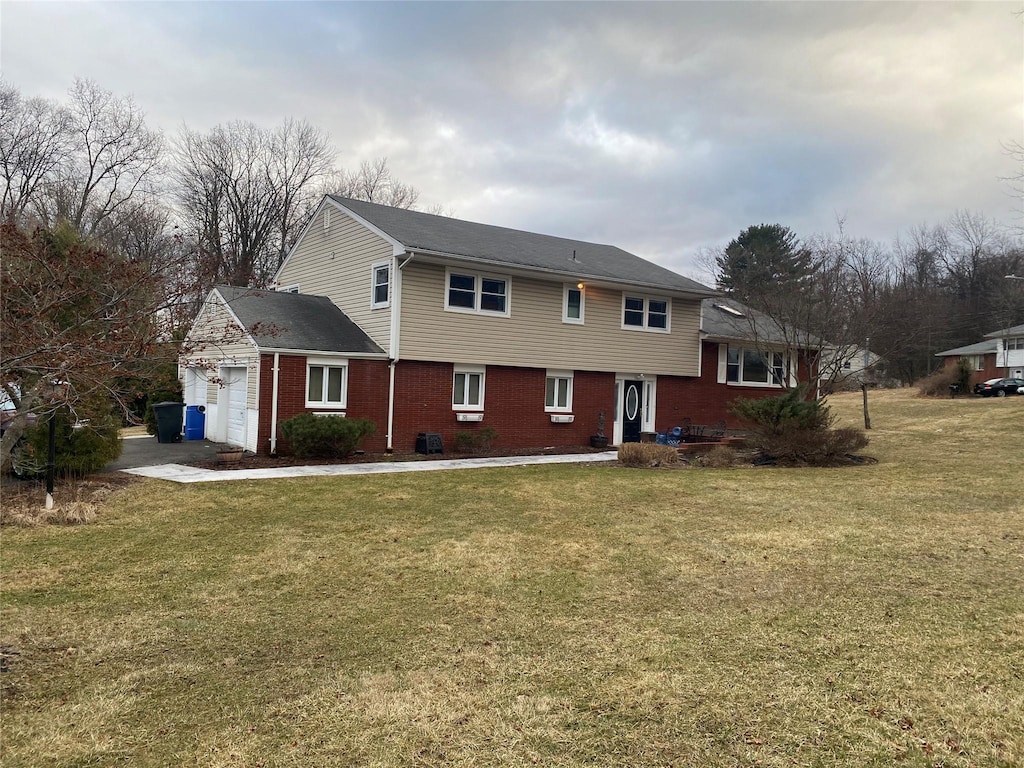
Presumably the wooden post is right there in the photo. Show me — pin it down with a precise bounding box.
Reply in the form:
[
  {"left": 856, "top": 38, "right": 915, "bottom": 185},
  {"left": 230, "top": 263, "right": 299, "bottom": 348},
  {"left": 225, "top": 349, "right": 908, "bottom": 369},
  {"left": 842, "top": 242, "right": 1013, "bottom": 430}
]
[{"left": 861, "top": 383, "right": 871, "bottom": 430}]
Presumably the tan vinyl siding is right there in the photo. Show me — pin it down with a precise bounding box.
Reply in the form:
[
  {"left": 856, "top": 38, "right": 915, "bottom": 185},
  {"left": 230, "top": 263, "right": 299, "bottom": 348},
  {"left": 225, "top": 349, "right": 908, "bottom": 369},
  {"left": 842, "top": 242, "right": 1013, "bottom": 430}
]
[
  {"left": 276, "top": 205, "right": 393, "bottom": 350},
  {"left": 183, "top": 297, "right": 260, "bottom": 409},
  {"left": 399, "top": 262, "right": 701, "bottom": 376}
]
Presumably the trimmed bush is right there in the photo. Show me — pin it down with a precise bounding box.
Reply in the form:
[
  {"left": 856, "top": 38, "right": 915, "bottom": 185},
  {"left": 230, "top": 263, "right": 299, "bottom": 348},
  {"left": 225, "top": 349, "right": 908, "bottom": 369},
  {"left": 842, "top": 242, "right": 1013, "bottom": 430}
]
[
  {"left": 694, "top": 445, "right": 741, "bottom": 468},
  {"left": 453, "top": 427, "right": 498, "bottom": 453},
  {"left": 618, "top": 443, "right": 680, "bottom": 468},
  {"left": 278, "top": 414, "right": 375, "bottom": 459},
  {"left": 19, "top": 407, "right": 122, "bottom": 478},
  {"left": 731, "top": 388, "right": 869, "bottom": 466}
]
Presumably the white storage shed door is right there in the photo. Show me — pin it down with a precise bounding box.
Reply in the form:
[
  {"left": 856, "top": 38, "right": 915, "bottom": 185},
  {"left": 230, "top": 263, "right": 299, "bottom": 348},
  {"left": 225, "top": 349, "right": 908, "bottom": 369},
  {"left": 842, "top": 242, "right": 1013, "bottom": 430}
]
[{"left": 223, "top": 367, "right": 247, "bottom": 447}]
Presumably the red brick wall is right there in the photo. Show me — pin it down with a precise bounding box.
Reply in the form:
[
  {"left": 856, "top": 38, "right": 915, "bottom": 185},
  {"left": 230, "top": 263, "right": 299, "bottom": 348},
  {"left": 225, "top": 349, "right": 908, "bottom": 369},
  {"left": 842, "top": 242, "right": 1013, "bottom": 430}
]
[
  {"left": 654, "top": 341, "right": 815, "bottom": 432},
  {"left": 257, "top": 354, "right": 390, "bottom": 454},
  {"left": 941, "top": 354, "right": 998, "bottom": 386},
  {"left": 256, "top": 343, "right": 817, "bottom": 455},
  {"left": 391, "top": 361, "right": 616, "bottom": 453}
]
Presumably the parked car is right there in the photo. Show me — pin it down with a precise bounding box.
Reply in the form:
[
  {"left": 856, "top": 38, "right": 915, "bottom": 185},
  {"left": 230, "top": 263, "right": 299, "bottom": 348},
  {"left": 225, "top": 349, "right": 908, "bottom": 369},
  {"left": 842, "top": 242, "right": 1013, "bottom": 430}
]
[{"left": 973, "top": 377, "right": 1024, "bottom": 397}]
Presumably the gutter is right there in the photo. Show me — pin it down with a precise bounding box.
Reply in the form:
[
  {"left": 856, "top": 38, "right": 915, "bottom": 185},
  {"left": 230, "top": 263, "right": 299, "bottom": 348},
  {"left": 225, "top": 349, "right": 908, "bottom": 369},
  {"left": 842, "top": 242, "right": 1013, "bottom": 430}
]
[
  {"left": 269, "top": 353, "right": 280, "bottom": 455},
  {"left": 405, "top": 247, "right": 718, "bottom": 300},
  {"left": 386, "top": 253, "right": 415, "bottom": 453}
]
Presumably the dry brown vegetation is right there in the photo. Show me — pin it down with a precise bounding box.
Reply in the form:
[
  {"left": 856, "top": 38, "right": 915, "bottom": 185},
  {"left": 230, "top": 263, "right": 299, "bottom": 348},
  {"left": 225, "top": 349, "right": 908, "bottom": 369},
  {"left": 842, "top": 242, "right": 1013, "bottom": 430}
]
[{"left": 1, "top": 389, "right": 1022, "bottom": 767}]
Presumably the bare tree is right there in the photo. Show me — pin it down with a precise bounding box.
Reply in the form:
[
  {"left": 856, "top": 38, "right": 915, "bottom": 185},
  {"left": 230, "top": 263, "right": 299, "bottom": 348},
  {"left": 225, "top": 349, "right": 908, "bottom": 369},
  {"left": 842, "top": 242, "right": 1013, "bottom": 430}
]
[
  {"left": 175, "top": 119, "right": 334, "bottom": 288},
  {"left": 42, "top": 79, "right": 164, "bottom": 237},
  {"left": 333, "top": 157, "right": 420, "bottom": 209},
  {"left": 0, "top": 83, "right": 71, "bottom": 223}
]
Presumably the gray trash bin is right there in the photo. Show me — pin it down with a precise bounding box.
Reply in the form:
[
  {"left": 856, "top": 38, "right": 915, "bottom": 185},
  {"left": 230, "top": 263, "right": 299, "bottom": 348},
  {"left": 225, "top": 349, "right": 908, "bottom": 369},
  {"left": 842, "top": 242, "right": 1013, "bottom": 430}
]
[{"left": 152, "top": 402, "right": 185, "bottom": 443}]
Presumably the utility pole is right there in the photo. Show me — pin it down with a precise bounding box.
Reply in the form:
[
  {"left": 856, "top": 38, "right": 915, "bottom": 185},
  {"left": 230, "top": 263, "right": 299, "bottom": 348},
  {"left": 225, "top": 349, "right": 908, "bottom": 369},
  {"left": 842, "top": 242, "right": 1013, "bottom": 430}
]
[{"left": 861, "top": 336, "right": 872, "bottom": 430}]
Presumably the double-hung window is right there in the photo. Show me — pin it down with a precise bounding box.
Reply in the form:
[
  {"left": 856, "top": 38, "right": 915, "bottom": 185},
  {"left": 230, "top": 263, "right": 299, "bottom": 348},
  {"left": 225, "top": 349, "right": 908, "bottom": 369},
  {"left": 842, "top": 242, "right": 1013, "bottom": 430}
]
[
  {"left": 563, "top": 285, "right": 584, "bottom": 324},
  {"left": 445, "top": 269, "right": 510, "bottom": 316},
  {"left": 622, "top": 295, "right": 670, "bottom": 332},
  {"left": 724, "top": 347, "right": 788, "bottom": 387},
  {"left": 306, "top": 358, "right": 348, "bottom": 408},
  {"left": 545, "top": 370, "right": 573, "bottom": 412},
  {"left": 371, "top": 261, "right": 390, "bottom": 308},
  {"left": 453, "top": 366, "right": 485, "bottom": 410}
]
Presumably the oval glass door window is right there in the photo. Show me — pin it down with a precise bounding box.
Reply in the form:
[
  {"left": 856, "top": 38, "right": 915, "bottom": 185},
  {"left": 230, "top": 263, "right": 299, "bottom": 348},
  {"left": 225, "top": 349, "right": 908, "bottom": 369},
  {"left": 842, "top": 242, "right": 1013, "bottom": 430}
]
[{"left": 625, "top": 384, "right": 639, "bottom": 421}]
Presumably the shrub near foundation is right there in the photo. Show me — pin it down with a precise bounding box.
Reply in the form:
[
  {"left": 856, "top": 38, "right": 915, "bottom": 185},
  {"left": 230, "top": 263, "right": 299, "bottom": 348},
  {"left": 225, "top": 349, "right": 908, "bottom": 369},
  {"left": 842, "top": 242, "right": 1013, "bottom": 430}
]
[
  {"left": 278, "top": 414, "right": 375, "bottom": 459},
  {"left": 731, "top": 387, "right": 868, "bottom": 466},
  {"left": 618, "top": 442, "right": 680, "bottom": 468}
]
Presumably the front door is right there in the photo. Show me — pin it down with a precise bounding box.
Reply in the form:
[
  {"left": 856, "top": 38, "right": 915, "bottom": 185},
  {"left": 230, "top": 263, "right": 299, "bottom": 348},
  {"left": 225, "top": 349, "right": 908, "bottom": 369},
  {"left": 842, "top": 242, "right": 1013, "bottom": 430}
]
[{"left": 622, "top": 380, "right": 643, "bottom": 443}]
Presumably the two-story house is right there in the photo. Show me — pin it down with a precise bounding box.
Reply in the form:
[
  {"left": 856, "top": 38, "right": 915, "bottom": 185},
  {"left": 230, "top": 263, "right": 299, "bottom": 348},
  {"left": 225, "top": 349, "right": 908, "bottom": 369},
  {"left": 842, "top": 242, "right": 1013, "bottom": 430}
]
[{"left": 182, "top": 196, "right": 810, "bottom": 455}]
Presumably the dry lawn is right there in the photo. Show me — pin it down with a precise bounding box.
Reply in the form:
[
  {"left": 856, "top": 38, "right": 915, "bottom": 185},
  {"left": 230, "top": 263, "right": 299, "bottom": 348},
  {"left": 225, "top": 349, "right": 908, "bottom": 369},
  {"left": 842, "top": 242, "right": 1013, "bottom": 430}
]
[{"left": 1, "top": 389, "right": 1022, "bottom": 767}]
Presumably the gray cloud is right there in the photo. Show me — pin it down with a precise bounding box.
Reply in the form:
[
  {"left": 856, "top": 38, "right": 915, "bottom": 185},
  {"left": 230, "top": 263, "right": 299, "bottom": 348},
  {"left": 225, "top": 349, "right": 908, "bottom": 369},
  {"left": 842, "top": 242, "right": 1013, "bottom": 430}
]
[{"left": 2, "top": 1, "right": 1021, "bottom": 280}]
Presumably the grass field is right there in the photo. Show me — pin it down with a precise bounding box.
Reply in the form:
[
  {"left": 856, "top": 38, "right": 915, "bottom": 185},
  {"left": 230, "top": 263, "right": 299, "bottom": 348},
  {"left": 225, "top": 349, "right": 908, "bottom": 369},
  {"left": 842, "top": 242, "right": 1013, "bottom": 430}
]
[{"left": 2, "top": 389, "right": 1022, "bottom": 767}]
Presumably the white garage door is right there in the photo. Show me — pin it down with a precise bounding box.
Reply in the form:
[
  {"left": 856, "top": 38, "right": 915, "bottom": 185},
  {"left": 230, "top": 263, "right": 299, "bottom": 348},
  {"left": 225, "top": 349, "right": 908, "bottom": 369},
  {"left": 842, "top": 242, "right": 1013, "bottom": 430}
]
[{"left": 223, "top": 367, "right": 247, "bottom": 447}]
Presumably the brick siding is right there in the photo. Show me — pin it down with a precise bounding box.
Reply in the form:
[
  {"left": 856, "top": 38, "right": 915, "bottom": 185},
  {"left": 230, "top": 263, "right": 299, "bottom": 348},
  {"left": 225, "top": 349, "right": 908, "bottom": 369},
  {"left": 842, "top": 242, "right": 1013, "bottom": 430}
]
[{"left": 255, "top": 342, "right": 813, "bottom": 455}]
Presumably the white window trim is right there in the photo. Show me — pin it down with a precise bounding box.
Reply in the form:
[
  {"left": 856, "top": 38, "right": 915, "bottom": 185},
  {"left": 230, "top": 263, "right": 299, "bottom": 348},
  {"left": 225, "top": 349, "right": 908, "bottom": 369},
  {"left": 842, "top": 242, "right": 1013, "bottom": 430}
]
[
  {"left": 562, "top": 285, "right": 585, "bottom": 325},
  {"left": 277, "top": 284, "right": 300, "bottom": 294},
  {"left": 370, "top": 260, "right": 391, "bottom": 309},
  {"left": 444, "top": 267, "right": 511, "bottom": 318},
  {"left": 452, "top": 364, "right": 486, "bottom": 411},
  {"left": 305, "top": 356, "right": 349, "bottom": 409},
  {"left": 621, "top": 294, "right": 671, "bottom": 333},
  {"left": 324, "top": 208, "right": 331, "bottom": 232},
  {"left": 717, "top": 345, "right": 794, "bottom": 388},
  {"left": 544, "top": 369, "right": 574, "bottom": 412}
]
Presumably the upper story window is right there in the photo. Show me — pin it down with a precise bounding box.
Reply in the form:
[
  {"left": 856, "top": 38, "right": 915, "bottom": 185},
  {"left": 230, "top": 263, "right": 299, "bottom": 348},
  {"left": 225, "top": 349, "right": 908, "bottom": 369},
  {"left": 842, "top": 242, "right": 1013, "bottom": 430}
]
[
  {"left": 726, "top": 346, "right": 789, "bottom": 387},
  {"left": 622, "top": 295, "right": 670, "bottom": 332},
  {"left": 371, "top": 261, "right": 390, "bottom": 309},
  {"left": 563, "top": 285, "right": 584, "bottom": 324},
  {"left": 445, "top": 268, "right": 510, "bottom": 317},
  {"left": 277, "top": 284, "right": 300, "bottom": 294},
  {"left": 545, "top": 370, "right": 573, "bottom": 412},
  {"left": 306, "top": 358, "right": 348, "bottom": 408},
  {"left": 1007, "top": 337, "right": 1024, "bottom": 351},
  {"left": 453, "top": 365, "right": 485, "bottom": 410}
]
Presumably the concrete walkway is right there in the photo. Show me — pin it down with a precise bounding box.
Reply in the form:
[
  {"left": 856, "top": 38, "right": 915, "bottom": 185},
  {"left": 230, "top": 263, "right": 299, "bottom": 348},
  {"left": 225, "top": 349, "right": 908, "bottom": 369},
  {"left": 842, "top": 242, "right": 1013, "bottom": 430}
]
[{"left": 123, "top": 451, "right": 620, "bottom": 484}]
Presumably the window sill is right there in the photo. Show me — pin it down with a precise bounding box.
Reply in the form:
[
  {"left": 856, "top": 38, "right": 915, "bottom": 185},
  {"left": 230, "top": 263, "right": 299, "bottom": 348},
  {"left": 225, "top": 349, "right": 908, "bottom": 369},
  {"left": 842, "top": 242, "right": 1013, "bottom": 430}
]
[
  {"left": 621, "top": 324, "right": 670, "bottom": 334},
  {"left": 311, "top": 410, "right": 347, "bottom": 417}
]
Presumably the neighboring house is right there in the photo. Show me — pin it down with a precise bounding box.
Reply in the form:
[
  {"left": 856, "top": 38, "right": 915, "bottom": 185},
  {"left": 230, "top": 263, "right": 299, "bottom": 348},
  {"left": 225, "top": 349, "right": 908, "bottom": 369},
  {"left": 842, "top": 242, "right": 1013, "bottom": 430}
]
[
  {"left": 182, "top": 197, "right": 815, "bottom": 454},
  {"left": 985, "top": 323, "right": 1024, "bottom": 379},
  {"left": 935, "top": 339, "right": 1000, "bottom": 387}
]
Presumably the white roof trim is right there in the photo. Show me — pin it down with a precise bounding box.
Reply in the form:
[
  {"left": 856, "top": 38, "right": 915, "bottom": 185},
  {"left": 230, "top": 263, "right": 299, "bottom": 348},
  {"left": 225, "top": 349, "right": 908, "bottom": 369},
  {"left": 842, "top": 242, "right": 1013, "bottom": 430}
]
[
  {"left": 183, "top": 288, "right": 260, "bottom": 352},
  {"left": 273, "top": 197, "right": 406, "bottom": 283},
  {"left": 256, "top": 347, "right": 388, "bottom": 358}
]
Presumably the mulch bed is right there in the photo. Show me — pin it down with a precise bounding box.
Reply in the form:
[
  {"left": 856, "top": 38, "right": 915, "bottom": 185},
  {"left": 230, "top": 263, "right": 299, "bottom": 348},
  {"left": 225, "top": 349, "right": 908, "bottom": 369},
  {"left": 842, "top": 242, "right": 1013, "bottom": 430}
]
[
  {"left": 1, "top": 474, "right": 141, "bottom": 526},
  {"left": 185, "top": 445, "right": 610, "bottom": 471}
]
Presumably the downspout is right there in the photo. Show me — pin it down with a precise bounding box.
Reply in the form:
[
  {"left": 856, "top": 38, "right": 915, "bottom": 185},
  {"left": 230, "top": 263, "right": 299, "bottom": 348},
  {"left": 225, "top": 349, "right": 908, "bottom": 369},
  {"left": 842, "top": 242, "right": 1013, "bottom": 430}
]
[
  {"left": 385, "top": 252, "right": 415, "bottom": 453},
  {"left": 269, "top": 352, "right": 281, "bottom": 456}
]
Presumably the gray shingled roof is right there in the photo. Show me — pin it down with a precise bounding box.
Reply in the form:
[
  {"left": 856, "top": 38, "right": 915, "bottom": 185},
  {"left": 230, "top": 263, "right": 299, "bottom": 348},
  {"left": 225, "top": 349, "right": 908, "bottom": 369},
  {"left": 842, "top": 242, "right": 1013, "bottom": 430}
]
[
  {"left": 216, "top": 286, "right": 384, "bottom": 355},
  {"left": 983, "top": 323, "right": 1024, "bottom": 338},
  {"left": 330, "top": 196, "right": 715, "bottom": 296},
  {"left": 935, "top": 339, "right": 998, "bottom": 357},
  {"left": 700, "top": 297, "right": 798, "bottom": 346}
]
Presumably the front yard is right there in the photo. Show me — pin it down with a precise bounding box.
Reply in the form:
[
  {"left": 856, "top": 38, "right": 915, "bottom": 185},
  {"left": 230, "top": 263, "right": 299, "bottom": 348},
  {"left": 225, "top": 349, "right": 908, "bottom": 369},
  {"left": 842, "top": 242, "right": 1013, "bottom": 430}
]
[{"left": 1, "top": 390, "right": 1022, "bottom": 767}]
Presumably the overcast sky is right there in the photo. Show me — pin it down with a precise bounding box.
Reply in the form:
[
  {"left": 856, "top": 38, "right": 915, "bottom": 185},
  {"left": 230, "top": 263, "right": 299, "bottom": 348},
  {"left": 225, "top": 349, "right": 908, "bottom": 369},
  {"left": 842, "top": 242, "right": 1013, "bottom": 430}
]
[{"left": 3, "top": 1, "right": 1022, "bottom": 282}]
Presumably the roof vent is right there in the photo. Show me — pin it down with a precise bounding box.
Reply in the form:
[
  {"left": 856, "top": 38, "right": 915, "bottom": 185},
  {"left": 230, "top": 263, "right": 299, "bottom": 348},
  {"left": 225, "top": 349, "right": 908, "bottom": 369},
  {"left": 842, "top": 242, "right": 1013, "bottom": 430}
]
[{"left": 714, "top": 303, "right": 745, "bottom": 318}]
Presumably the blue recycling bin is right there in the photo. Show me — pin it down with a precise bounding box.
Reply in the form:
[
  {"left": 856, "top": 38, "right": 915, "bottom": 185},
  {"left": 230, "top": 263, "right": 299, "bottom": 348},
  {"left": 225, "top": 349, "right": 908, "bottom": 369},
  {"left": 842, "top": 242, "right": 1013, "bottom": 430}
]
[{"left": 184, "top": 405, "right": 206, "bottom": 440}]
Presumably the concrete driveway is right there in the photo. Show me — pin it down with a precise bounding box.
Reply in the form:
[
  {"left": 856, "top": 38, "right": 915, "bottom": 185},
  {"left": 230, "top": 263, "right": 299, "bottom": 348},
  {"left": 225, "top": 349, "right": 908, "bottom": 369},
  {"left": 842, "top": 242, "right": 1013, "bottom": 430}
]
[{"left": 103, "top": 435, "right": 224, "bottom": 472}]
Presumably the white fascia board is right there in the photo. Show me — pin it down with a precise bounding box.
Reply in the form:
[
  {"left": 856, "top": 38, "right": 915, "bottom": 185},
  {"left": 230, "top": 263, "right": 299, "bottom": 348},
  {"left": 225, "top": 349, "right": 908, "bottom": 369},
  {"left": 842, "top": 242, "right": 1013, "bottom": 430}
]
[
  {"left": 256, "top": 347, "right": 388, "bottom": 359},
  {"left": 274, "top": 197, "right": 328, "bottom": 281},
  {"left": 212, "top": 288, "right": 261, "bottom": 350},
  {"left": 407, "top": 248, "right": 717, "bottom": 300},
  {"left": 329, "top": 198, "right": 406, "bottom": 257},
  {"left": 183, "top": 288, "right": 260, "bottom": 354}
]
